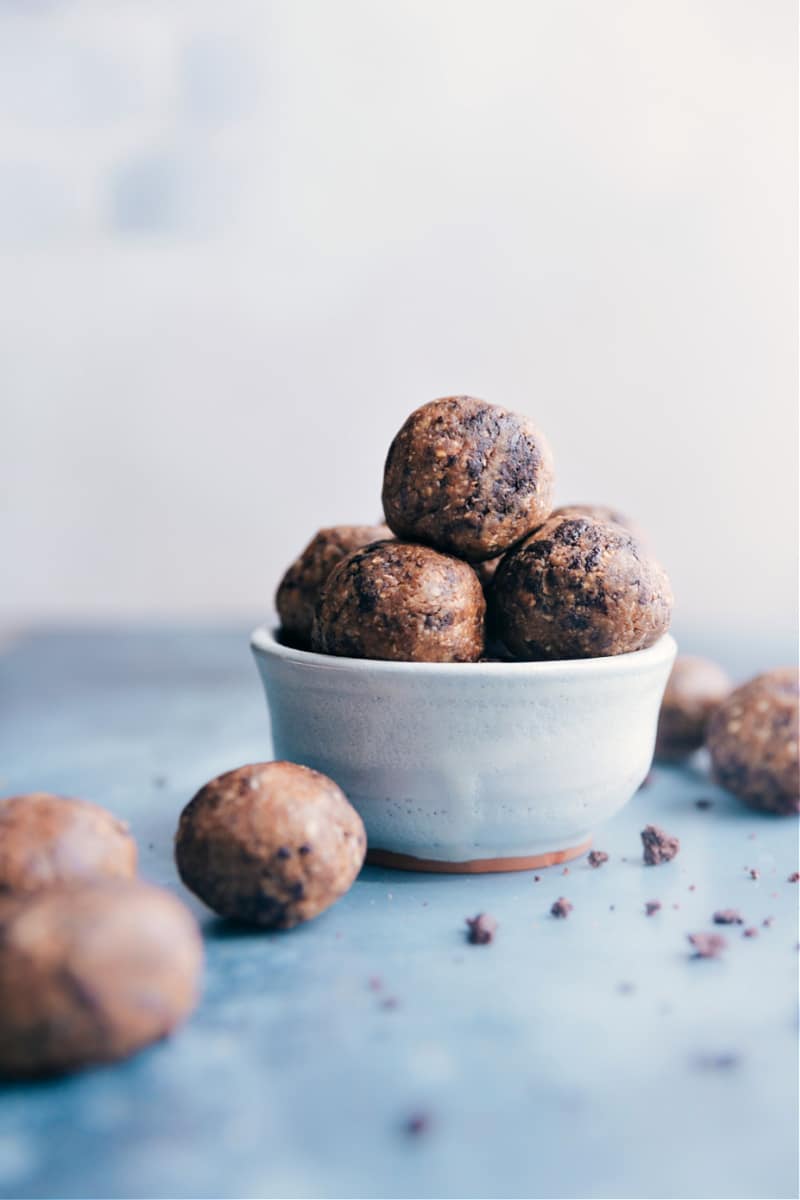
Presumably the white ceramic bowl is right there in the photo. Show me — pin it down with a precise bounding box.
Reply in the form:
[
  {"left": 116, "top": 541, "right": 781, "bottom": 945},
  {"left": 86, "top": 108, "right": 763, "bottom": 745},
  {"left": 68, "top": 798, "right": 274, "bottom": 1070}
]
[{"left": 250, "top": 626, "right": 677, "bottom": 873}]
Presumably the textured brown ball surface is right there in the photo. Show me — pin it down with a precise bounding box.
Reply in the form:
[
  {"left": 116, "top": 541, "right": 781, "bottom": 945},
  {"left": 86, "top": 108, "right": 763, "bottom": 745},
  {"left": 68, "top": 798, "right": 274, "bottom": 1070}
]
[
  {"left": 382, "top": 397, "right": 555, "bottom": 562},
  {"left": 489, "top": 514, "right": 672, "bottom": 660},
  {"left": 655, "top": 656, "right": 731, "bottom": 761},
  {"left": 175, "top": 762, "right": 366, "bottom": 928},
  {"left": 707, "top": 669, "right": 799, "bottom": 815},
  {"left": 0, "top": 880, "right": 203, "bottom": 1077},
  {"left": 275, "top": 524, "right": 391, "bottom": 645},
  {"left": 312, "top": 540, "right": 485, "bottom": 662},
  {"left": 0, "top": 793, "right": 137, "bottom": 894},
  {"left": 550, "top": 504, "right": 646, "bottom": 543}
]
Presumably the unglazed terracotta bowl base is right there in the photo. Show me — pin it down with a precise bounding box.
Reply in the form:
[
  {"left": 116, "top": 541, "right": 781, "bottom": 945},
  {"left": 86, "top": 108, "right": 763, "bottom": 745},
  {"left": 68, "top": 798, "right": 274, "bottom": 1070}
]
[{"left": 366, "top": 837, "right": 592, "bottom": 874}]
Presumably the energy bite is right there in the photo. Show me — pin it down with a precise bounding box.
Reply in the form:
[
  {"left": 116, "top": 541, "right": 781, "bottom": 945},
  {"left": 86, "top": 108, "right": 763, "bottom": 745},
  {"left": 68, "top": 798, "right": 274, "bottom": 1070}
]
[
  {"left": 312, "top": 541, "right": 485, "bottom": 663},
  {"left": 175, "top": 762, "right": 366, "bottom": 928},
  {"left": 382, "top": 396, "right": 555, "bottom": 562},
  {"left": 0, "top": 880, "right": 202, "bottom": 1077},
  {"left": 0, "top": 793, "right": 137, "bottom": 894},
  {"left": 707, "top": 669, "right": 799, "bottom": 815},
  {"left": 655, "top": 656, "right": 732, "bottom": 761},
  {"left": 489, "top": 513, "right": 672, "bottom": 660},
  {"left": 550, "top": 504, "right": 645, "bottom": 542},
  {"left": 276, "top": 524, "right": 391, "bottom": 646}
]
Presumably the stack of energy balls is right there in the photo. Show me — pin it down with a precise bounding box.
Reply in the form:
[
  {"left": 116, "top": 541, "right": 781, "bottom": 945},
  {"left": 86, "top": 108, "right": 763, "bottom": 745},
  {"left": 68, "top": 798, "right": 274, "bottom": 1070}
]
[{"left": 277, "top": 395, "right": 673, "bottom": 664}]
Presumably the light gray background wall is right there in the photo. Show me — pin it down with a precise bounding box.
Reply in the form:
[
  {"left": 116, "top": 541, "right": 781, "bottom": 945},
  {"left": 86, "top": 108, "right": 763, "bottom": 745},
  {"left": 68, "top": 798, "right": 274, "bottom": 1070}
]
[{"left": 1, "top": 0, "right": 797, "bottom": 636}]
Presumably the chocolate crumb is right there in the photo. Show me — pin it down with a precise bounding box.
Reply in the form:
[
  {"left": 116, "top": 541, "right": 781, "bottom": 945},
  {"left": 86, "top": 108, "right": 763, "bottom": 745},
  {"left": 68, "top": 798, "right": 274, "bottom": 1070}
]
[
  {"left": 551, "top": 897, "right": 573, "bottom": 918},
  {"left": 713, "top": 909, "right": 744, "bottom": 925},
  {"left": 465, "top": 913, "right": 497, "bottom": 944},
  {"left": 694, "top": 798, "right": 713, "bottom": 810},
  {"left": 743, "top": 927, "right": 758, "bottom": 938},
  {"left": 689, "top": 885, "right": 696, "bottom": 892},
  {"left": 587, "top": 850, "right": 609, "bottom": 868},
  {"left": 688, "top": 932, "right": 727, "bottom": 958},
  {"left": 533, "top": 875, "right": 541, "bottom": 882},
  {"left": 645, "top": 900, "right": 662, "bottom": 916},
  {"left": 789, "top": 872, "right": 800, "bottom": 883},
  {"left": 749, "top": 868, "right": 760, "bottom": 880},
  {"left": 405, "top": 1112, "right": 431, "bottom": 1137},
  {"left": 762, "top": 916, "right": 775, "bottom": 928},
  {"left": 641, "top": 824, "right": 680, "bottom": 865},
  {"left": 561, "top": 867, "right": 569, "bottom": 875}
]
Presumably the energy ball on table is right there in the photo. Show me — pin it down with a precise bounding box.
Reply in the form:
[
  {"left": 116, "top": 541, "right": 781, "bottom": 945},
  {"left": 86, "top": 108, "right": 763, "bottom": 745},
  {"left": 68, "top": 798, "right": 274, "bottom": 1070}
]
[
  {"left": 707, "top": 669, "right": 799, "bottom": 815},
  {"left": 0, "top": 793, "right": 137, "bottom": 894},
  {"left": 382, "top": 396, "right": 555, "bottom": 562},
  {"left": 490, "top": 513, "right": 672, "bottom": 660},
  {"left": 655, "top": 656, "right": 732, "bottom": 761},
  {"left": 0, "top": 880, "right": 202, "bottom": 1077},
  {"left": 312, "top": 540, "right": 486, "bottom": 662},
  {"left": 276, "top": 523, "right": 391, "bottom": 646},
  {"left": 175, "top": 762, "right": 366, "bottom": 928}
]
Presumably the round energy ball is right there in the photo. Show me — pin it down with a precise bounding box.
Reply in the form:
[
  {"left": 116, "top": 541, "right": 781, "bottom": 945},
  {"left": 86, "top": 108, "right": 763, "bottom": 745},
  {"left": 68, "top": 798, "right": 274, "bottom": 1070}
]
[
  {"left": 382, "top": 396, "right": 555, "bottom": 562},
  {"left": 276, "top": 524, "right": 391, "bottom": 646},
  {"left": 0, "top": 880, "right": 203, "bottom": 1077},
  {"left": 489, "top": 513, "right": 672, "bottom": 660},
  {"left": 655, "top": 656, "right": 732, "bottom": 761},
  {"left": 312, "top": 540, "right": 486, "bottom": 662},
  {"left": 0, "top": 793, "right": 137, "bottom": 894},
  {"left": 707, "top": 669, "right": 799, "bottom": 815},
  {"left": 175, "top": 762, "right": 366, "bottom": 928}
]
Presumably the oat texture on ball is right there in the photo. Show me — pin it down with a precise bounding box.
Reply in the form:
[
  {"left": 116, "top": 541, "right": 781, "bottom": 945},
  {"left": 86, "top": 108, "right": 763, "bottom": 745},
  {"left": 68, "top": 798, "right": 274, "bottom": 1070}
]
[
  {"left": 0, "top": 880, "right": 203, "bottom": 1077},
  {"left": 489, "top": 513, "right": 672, "bottom": 660},
  {"left": 0, "top": 792, "right": 137, "bottom": 894},
  {"left": 175, "top": 762, "right": 366, "bottom": 928},
  {"left": 382, "top": 396, "right": 554, "bottom": 562},
  {"left": 312, "top": 540, "right": 486, "bottom": 662},
  {"left": 276, "top": 524, "right": 391, "bottom": 646},
  {"left": 707, "top": 669, "right": 799, "bottom": 815},
  {"left": 655, "top": 656, "right": 732, "bottom": 762},
  {"left": 550, "top": 503, "right": 646, "bottom": 543}
]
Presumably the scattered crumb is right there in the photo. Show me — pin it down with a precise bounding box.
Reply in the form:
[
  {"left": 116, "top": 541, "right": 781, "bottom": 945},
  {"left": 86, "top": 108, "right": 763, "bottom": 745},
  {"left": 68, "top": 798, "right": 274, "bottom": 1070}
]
[
  {"left": 561, "top": 867, "right": 569, "bottom": 876},
  {"left": 465, "top": 913, "right": 497, "bottom": 945},
  {"left": 609, "top": 905, "right": 616, "bottom": 911},
  {"left": 381, "top": 996, "right": 399, "bottom": 1010},
  {"left": 617, "top": 981, "right": 635, "bottom": 995},
  {"left": 749, "top": 868, "right": 760, "bottom": 880},
  {"left": 533, "top": 875, "right": 541, "bottom": 882},
  {"left": 368, "top": 976, "right": 383, "bottom": 992},
  {"left": 645, "top": 900, "right": 662, "bottom": 916},
  {"left": 587, "top": 850, "right": 609, "bottom": 868},
  {"left": 762, "top": 917, "right": 775, "bottom": 928},
  {"left": 688, "top": 885, "right": 696, "bottom": 892},
  {"left": 405, "top": 1112, "right": 431, "bottom": 1137},
  {"left": 789, "top": 872, "right": 800, "bottom": 883},
  {"left": 672, "top": 903, "right": 681, "bottom": 910},
  {"left": 688, "top": 932, "right": 727, "bottom": 959},
  {"left": 743, "top": 927, "right": 758, "bottom": 938},
  {"left": 551, "top": 897, "right": 573, "bottom": 919},
  {"left": 694, "top": 798, "right": 713, "bottom": 810},
  {"left": 152, "top": 775, "right": 168, "bottom": 789},
  {"left": 641, "top": 824, "right": 680, "bottom": 866},
  {"left": 713, "top": 909, "right": 744, "bottom": 925}
]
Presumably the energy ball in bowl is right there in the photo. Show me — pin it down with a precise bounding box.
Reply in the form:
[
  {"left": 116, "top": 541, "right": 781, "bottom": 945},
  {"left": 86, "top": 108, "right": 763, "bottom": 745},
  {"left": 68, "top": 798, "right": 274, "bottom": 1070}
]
[
  {"left": 382, "top": 396, "right": 555, "bottom": 562},
  {"left": 490, "top": 514, "right": 672, "bottom": 660},
  {"left": 707, "top": 669, "right": 799, "bottom": 815},
  {"left": 655, "top": 656, "right": 732, "bottom": 761},
  {"left": 276, "top": 524, "right": 391, "bottom": 646},
  {"left": 0, "top": 880, "right": 203, "bottom": 1077},
  {"left": 312, "top": 540, "right": 486, "bottom": 662},
  {"left": 175, "top": 762, "right": 366, "bottom": 928},
  {"left": 0, "top": 793, "right": 137, "bottom": 894}
]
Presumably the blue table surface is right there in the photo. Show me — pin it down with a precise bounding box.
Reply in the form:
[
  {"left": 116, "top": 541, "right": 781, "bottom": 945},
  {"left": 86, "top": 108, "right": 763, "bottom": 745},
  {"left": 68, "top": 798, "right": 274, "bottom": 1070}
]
[{"left": 0, "top": 626, "right": 797, "bottom": 1200}]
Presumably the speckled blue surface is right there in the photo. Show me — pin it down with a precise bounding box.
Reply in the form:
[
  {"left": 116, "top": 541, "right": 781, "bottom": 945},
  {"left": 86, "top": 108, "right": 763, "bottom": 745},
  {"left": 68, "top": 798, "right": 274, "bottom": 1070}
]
[{"left": 0, "top": 628, "right": 797, "bottom": 1200}]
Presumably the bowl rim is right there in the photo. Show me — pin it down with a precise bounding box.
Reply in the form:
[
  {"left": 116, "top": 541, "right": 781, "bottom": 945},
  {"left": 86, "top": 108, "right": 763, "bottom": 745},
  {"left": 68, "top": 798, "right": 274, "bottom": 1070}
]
[{"left": 250, "top": 623, "right": 677, "bottom": 680}]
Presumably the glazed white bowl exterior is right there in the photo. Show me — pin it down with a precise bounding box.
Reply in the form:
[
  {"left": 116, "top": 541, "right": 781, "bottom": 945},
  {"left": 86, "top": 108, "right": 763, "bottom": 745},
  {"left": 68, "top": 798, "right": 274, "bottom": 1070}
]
[{"left": 250, "top": 627, "right": 677, "bottom": 866}]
